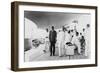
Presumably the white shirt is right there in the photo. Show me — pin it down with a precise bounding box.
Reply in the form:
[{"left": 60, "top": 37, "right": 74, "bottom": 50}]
[
  {"left": 71, "top": 35, "right": 80, "bottom": 45},
  {"left": 45, "top": 32, "right": 49, "bottom": 41},
  {"left": 65, "top": 31, "right": 71, "bottom": 43},
  {"left": 57, "top": 31, "right": 65, "bottom": 43}
]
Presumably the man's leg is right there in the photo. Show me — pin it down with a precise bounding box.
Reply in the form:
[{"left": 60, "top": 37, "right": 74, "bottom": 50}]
[
  {"left": 58, "top": 42, "right": 61, "bottom": 56},
  {"left": 43, "top": 41, "right": 47, "bottom": 53},
  {"left": 77, "top": 43, "right": 81, "bottom": 54},
  {"left": 53, "top": 43, "right": 55, "bottom": 56},
  {"left": 50, "top": 42, "right": 53, "bottom": 56}
]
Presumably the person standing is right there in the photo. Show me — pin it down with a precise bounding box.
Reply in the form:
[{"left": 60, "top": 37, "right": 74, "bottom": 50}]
[
  {"left": 57, "top": 30, "right": 62, "bottom": 56},
  {"left": 84, "top": 24, "right": 90, "bottom": 57},
  {"left": 49, "top": 26, "right": 57, "bottom": 56},
  {"left": 43, "top": 28, "right": 49, "bottom": 53},
  {"left": 57, "top": 26, "right": 66, "bottom": 57}
]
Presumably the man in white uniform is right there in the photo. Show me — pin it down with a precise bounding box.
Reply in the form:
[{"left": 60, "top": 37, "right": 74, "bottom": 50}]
[
  {"left": 65, "top": 30, "right": 76, "bottom": 55},
  {"left": 44, "top": 28, "right": 49, "bottom": 53},
  {"left": 57, "top": 26, "right": 66, "bottom": 57},
  {"left": 84, "top": 24, "right": 90, "bottom": 57}
]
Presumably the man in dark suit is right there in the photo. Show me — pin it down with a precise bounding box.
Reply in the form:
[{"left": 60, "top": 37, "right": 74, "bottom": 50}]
[{"left": 49, "top": 26, "right": 57, "bottom": 56}]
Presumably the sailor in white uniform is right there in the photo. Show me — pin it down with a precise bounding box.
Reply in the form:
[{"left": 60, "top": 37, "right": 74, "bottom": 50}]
[
  {"left": 44, "top": 28, "right": 49, "bottom": 53},
  {"left": 84, "top": 24, "right": 90, "bottom": 57},
  {"left": 57, "top": 27, "right": 66, "bottom": 57}
]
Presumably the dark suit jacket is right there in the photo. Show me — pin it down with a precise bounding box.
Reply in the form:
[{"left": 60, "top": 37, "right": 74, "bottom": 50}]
[{"left": 49, "top": 30, "right": 57, "bottom": 43}]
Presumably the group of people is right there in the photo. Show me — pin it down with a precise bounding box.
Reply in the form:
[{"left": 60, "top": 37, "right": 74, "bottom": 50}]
[{"left": 44, "top": 24, "right": 90, "bottom": 57}]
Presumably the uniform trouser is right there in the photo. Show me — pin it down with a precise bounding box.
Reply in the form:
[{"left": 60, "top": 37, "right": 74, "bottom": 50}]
[
  {"left": 50, "top": 42, "right": 55, "bottom": 55},
  {"left": 58, "top": 41, "right": 65, "bottom": 56},
  {"left": 85, "top": 40, "right": 89, "bottom": 56},
  {"left": 45, "top": 41, "right": 49, "bottom": 52},
  {"left": 77, "top": 44, "right": 81, "bottom": 54}
]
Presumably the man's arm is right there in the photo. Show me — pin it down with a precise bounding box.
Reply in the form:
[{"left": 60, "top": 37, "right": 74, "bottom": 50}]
[
  {"left": 55, "top": 31, "right": 57, "bottom": 39},
  {"left": 55, "top": 31, "right": 57, "bottom": 42},
  {"left": 49, "top": 31, "right": 51, "bottom": 41}
]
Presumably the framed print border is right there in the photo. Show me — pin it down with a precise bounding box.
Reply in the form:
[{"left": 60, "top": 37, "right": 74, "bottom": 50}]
[{"left": 11, "top": 1, "right": 98, "bottom": 71}]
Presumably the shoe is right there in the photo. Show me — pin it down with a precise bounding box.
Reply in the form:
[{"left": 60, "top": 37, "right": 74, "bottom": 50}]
[
  {"left": 53, "top": 54, "right": 55, "bottom": 56},
  {"left": 50, "top": 54, "right": 52, "bottom": 56},
  {"left": 43, "top": 50, "right": 46, "bottom": 53}
]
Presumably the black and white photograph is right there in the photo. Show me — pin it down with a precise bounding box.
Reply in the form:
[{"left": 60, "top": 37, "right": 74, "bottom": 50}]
[
  {"left": 24, "top": 11, "right": 91, "bottom": 62},
  {"left": 11, "top": 1, "right": 97, "bottom": 71}
]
